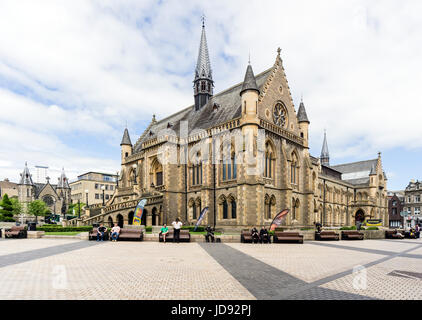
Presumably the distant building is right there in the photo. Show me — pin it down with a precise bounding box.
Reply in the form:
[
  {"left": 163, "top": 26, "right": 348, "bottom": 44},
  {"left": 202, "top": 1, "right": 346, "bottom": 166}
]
[
  {"left": 69, "top": 172, "right": 118, "bottom": 206},
  {"left": 17, "top": 162, "right": 71, "bottom": 217},
  {"left": 387, "top": 191, "right": 404, "bottom": 228},
  {"left": 0, "top": 178, "right": 18, "bottom": 200},
  {"left": 403, "top": 180, "right": 422, "bottom": 228}
]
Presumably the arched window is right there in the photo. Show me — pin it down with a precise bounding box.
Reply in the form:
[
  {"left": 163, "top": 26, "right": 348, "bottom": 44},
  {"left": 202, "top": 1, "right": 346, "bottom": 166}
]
[
  {"left": 290, "top": 152, "right": 299, "bottom": 186},
  {"left": 151, "top": 158, "right": 163, "bottom": 187},
  {"left": 221, "top": 143, "right": 237, "bottom": 181},
  {"left": 223, "top": 199, "right": 228, "bottom": 219},
  {"left": 192, "top": 202, "right": 197, "bottom": 219},
  {"left": 264, "top": 142, "right": 275, "bottom": 179},
  {"left": 231, "top": 200, "right": 237, "bottom": 219}
]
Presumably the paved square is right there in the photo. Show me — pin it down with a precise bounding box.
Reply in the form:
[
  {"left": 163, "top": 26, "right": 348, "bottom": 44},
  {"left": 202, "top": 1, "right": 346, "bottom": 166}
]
[{"left": 0, "top": 238, "right": 421, "bottom": 300}]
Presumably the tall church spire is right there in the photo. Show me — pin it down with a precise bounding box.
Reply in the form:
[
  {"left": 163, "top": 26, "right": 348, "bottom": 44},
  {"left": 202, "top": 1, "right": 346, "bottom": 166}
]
[
  {"left": 19, "top": 162, "right": 33, "bottom": 185},
  {"left": 320, "top": 130, "right": 330, "bottom": 166},
  {"left": 193, "top": 19, "right": 213, "bottom": 111}
]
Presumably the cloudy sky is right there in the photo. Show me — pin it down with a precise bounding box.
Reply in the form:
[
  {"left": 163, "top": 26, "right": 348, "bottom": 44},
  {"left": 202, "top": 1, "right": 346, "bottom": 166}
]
[{"left": 0, "top": 0, "right": 420, "bottom": 190}]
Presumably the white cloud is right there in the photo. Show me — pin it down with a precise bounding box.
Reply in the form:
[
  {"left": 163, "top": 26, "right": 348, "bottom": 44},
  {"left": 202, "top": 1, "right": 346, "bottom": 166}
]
[{"left": 0, "top": 0, "right": 421, "bottom": 186}]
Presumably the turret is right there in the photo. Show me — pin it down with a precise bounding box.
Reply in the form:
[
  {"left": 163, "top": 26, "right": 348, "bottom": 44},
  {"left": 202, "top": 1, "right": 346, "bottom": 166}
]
[
  {"left": 18, "top": 162, "right": 34, "bottom": 205},
  {"left": 120, "top": 127, "right": 133, "bottom": 163},
  {"left": 297, "top": 98, "right": 310, "bottom": 147},
  {"left": 240, "top": 63, "right": 260, "bottom": 123}
]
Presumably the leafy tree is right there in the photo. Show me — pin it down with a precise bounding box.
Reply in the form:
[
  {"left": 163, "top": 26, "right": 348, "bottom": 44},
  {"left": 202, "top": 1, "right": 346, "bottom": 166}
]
[
  {"left": 10, "top": 198, "right": 23, "bottom": 216},
  {"left": 0, "top": 194, "right": 14, "bottom": 217},
  {"left": 67, "top": 202, "right": 86, "bottom": 216},
  {"left": 28, "top": 200, "right": 49, "bottom": 224}
]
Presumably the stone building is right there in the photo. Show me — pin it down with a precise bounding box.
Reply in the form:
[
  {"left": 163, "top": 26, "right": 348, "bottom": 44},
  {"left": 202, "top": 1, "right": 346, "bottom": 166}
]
[
  {"left": 78, "top": 23, "right": 388, "bottom": 229},
  {"left": 403, "top": 180, "right": 422, "bottom": 228},
  {"left": 18, "top": 162, "right": 71, "bottom": 217},
  {"left": 0, "top": 178, "right": 18, "bottom": 200},
  {"left": 70, "top": 172, "right": 118, "bottom": 206},
  {"left": 387, "top": 191, "right": 404, "bottom": 228}
]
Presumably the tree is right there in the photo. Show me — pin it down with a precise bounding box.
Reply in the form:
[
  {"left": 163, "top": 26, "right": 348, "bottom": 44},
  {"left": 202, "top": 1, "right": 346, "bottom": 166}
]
[
  {"left": 67, "top": 202, "right": 86, "bottom": 216},
  {"left": 10, "top": 198, "right": 23, "bottom": 216},
  {"left": 28, "top": 200, "right": 49, "bottom": 224},
  {"left": 0, "top": 194, "right": 15, "bottom": 222}
]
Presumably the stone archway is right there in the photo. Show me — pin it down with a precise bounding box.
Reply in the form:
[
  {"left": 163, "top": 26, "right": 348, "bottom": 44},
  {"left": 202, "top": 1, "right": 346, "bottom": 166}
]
[
  {"left": 152, "top": 207, "right": 157, "bottom": 226},
  {"left": 128, "top": 211, "right": 134, "bottom": 225},
  {"left": 108, "top": 216, "right": 113, "bottom": 227},
  {"left": 355, "top": 209, "right": 365, "bottom": 224},
  {"left": 116, "top": 214, "right": 124, "bottom": 228}
]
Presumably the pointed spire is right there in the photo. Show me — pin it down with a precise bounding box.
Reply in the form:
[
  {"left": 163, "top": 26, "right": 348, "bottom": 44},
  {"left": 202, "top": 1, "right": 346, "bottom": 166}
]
[
  {"left": 120, "top": 128, "right": 132, "bottom": 146},
  {"left": 240, "top": 63, "right": 259, "bottom": 96},
  {"left": 19, "top": 162, "right": 33, "bottom": 185},
  {"left": 194, "top": 21, "right": 212, "bottom": 81},
  {"left": 297, "top": 98, "right": 310, "bottom": 123},
  {"left": 320, "top": 130, "right": 330, "bottom": 166},
  {"left": 57, "top": 167, "right": 70, "bottom": 189}
]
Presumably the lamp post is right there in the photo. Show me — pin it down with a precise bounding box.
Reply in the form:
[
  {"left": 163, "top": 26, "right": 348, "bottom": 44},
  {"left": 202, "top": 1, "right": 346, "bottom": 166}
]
[
  {"left": 85, "top": 190, "right": 89, "bottom": 208},
  {"left": 77, "top": 199, "right": 80, "bottom": 219},
  {"left": 101, "top": 185, "right": 105, "bottom": 206},
  {"left": 132, "top": 164, "right": 137, "bottom": 185}
]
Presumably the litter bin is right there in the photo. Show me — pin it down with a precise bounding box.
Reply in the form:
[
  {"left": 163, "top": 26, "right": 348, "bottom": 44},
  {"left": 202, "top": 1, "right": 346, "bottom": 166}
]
[{"left": 27, "top": 222, "right": 37, "bottom": 231}]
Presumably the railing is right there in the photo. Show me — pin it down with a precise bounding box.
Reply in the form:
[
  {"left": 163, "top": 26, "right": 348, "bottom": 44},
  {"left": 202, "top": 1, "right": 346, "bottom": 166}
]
[{"left": 259, "top": 119, "right": 304, "bottom": 146}]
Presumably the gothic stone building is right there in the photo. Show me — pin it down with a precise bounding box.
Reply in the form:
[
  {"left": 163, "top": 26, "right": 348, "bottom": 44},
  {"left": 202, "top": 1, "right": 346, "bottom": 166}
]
[
  {"left": 18, "top": 162, "right": 71, "bottom": 217},
  {"left": 84, "top": 24, "right": 388, "bottom": 230}
]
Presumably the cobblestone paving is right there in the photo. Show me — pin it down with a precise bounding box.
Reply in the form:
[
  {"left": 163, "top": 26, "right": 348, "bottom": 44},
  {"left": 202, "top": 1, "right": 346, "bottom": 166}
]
[{"left": 0, "top": 238, "right": 421, "bottom": 300}]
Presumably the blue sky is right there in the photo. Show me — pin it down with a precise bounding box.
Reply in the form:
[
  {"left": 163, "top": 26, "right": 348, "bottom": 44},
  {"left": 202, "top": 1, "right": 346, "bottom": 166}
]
[{"left": 0, "top": 0, "right": 421, "bottom": 190}]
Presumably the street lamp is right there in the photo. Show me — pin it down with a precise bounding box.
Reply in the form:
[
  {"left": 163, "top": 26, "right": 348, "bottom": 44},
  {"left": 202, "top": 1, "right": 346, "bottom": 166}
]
[
  {"left": 101, "top": 185, "right": 105, "bottom": 206},
  {"left": 85, "top": 190, "right": 89, "bottom": 208},
  {"left": 132, "top": 164, "right": 137, "bottom": 184}
]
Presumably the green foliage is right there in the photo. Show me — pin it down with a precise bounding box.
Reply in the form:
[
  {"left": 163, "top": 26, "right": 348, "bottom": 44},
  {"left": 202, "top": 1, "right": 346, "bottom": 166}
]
[
  {"left": 366, "top": 226, "right": 379, "bottom": 230},
  {"left": 28, "top": 200, "right": 49, "bottom": 217},
  {"left": 300, "top": 227, "right": 314, "bottom": 231},
  {"left": 340, "top": 225, "right": 366, "bottom": 230},
  {"left": 0, "top": 194, "right": 14, "bottom": 217},
  {"left": 37, "top": 226, "right": 93, "bottom": 232},
  {"left": 181, "top": 226, "right": 205, "bottom": 232},
  {"left": 67, "top": 202, "right": 86, "bottom": 216},
  {"left": 145, "top": 226, "right": 152, "bottom": 232},
  {"left": 10, "top": 198, "right": 23, "bottom": 216}
]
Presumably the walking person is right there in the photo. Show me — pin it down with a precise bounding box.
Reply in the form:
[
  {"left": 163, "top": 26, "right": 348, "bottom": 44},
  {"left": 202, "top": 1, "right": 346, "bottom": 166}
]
[
  {"left": 172, "top": 218, "right": 182, "bottom": 243},
  {"left": 160, "top": 224, "right": 169, "bottom": 243},
  {"left": 111, "top": 223, "right": 120, "bottom": 242},
  {"left": 96, "top": 224, "right": 107, "bottom": 241}
]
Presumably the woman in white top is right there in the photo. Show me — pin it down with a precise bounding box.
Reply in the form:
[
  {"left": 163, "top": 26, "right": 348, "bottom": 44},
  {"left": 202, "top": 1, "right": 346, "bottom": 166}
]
[{"left": 172, "top": 218, "right": 183, "bottom": 243}]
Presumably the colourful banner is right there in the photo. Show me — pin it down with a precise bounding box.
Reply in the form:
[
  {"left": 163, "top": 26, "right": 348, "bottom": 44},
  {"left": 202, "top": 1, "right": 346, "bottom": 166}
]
[
  {"left": 133, "top": 199, "right": 147, "bottom": 225},
  {"left": 194, "top": 207, "right": 209, "bottom": 231},
  {"left": 270, "top": 209, "right": 289, "bottom": 231}
]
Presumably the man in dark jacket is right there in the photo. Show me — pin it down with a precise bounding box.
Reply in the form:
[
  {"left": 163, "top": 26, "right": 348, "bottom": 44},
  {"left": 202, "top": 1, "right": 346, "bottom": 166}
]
[
  {"left": 259, "top": 226, "right": 270, "bottom": 244},
  {"left": 205, "top": 225, "right": 215, "bottom": 243},
  {"left": 251, "top": 227, "right": 259, "bottom": 243},
  {"left": 96, "top": 224, "right": 107, "bottom": 241}
]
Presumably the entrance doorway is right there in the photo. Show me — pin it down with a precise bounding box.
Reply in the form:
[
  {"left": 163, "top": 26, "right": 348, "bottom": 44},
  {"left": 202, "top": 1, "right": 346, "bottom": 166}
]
[
  {"left": 128, "top": 211, "right": 134, "bottom": 225},
  {"left": 117, "top": 214, "right": 124, "bottom": 228},
  {"left": 355, "top": 209, "right": 365, "bottom": 224},
  {"left": 152, "top": 207, "right": 157, "bottom": 226},
  {"left": 108, "top": 217, "right": 113, "bottom": 228}
]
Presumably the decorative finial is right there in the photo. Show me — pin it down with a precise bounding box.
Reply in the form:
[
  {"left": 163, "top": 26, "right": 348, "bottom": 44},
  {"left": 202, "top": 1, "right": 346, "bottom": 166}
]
[
  {"left": 248, "top": 51, "right": 251, "bottom": 65},
  {"left": 301, "top": 93, "right": 303, "bottom": 103},
  {"left": 378, "top": 151, "right": 381, "bottom": 157},
  {"left": 277, "top": 47, "right": 281, "bottom": 56},
  {"left": 152, "top": 114, "right": 156, "bottom": 122},
  {"left": 201, "top": 14, "right": 205, "bottom": 27}
]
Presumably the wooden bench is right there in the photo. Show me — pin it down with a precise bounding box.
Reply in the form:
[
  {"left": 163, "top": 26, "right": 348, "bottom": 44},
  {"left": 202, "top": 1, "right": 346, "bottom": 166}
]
[
  {"left": 240, "top": 229, "right": 259, "bottom": 243},
  {"left": 341, "top": 230, "right": 364, "bottom": 240},
  {"left": 89, "top": 227, "right": 109, "bottom": 241},
  {"left": 385, "top": 230, "right": 404, "bottom": 239},
  {"left": 159, "top": 229, "right": 190, "bottom": 242},
  {"left": 273, "top": 232, "right": 303, "bottom": 244},
  {"left": 315, "top": 231, "right": 339, "bottom": 241},
  {"left": 5, "top": 226, "right": 27, "bottom": 239},
  {"left": 117, "top": 228, "right": 144, "bottom": 241}
]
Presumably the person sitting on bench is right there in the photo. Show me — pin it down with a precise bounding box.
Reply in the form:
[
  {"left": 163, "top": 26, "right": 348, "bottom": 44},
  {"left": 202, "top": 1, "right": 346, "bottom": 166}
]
[
  {"left": 160, "top": 224, "right": 169, "bottom": 243},
  {"left": 97, "top": 224, "right": 107, "bottom": 241},
  {"left": 259, "top": 226, "right": 270, "bottom": 243},
  {"left": 205, "top": 225, "right": 215, "bottom": 243},
  {"left": 251, "top": 226, "right": 259, "bottom": 243},
  {"left": 315, "top": 222, "right": 322, "bottom": 233},
  {"left": 111, "top": 223, "right": 120, "bottom": 242}
]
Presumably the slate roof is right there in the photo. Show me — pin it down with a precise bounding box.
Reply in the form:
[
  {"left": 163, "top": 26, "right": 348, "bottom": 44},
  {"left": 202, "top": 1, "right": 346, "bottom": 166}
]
[
  {"left": 297, "top": 101, "right": 309, "bottom": 123},
  {"left": 134, "top": 67, "right": 273, "bottom": 153},
  {"left": 240, "top": 64, "right": 259, "bottom": 95},
  {"left": 331, "top": 159, "right": 378, "bottom": 174},
  {"left": 120, "top": 128, "right": 132, "bottom": 146}
]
